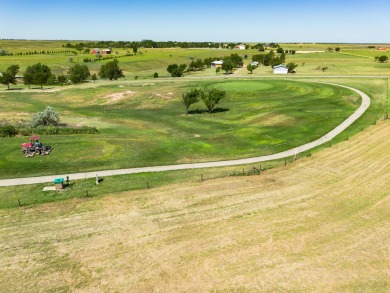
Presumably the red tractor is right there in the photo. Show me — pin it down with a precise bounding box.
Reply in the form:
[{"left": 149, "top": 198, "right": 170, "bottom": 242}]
[{"left": 21, "top": 135, "right": 53, "bottom": 158}]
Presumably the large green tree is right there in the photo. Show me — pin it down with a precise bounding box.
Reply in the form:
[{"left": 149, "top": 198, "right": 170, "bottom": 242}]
[
  {"left": 68, "top": 63, "right": 90, "bottom": 84},
  {"left": 201, "top": 88, "right": 226, "bottom": 114},
  {"left": 221, "top": 60, "right": 233, "bottom": 74},
  {"left": 182, "top": 88, "right": 203, "bottom": 114},
  {"left": 98, "top": 59, "right": 124, "bottom": 80},
  {"left": 378, "top": 55, "right": 389, "bottom": 63},
  {"left": 0, "top": 65, "right": 19, "bottom": 89},
  {"left": 23, "top": 63, "right": 51, "bottom": 89},
  {"left": 167, "top": 64, "right": 186, "bottom": 77}
]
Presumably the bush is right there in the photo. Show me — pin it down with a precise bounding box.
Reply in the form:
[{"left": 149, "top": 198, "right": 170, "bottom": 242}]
[
  {"left": 153, "top": 72, "right": 158, "bottom": 78},
  {"left": 0, "top": 125, "right": 17, "bottom": 137},
  {"left": 31, "top": 106, "right": 60, "bottom": 127}
]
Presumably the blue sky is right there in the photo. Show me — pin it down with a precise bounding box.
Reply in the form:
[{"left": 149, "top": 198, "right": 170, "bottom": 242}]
[{"left": 1, "top": 0, "right": 389, "bottom": 42}]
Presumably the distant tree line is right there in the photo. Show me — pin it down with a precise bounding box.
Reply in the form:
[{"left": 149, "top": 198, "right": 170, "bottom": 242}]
[
  {"left": 1, "top": 59, "right": 125, "bottom": 89},
  {"left": 0, "top": 50, "right": 77, "bottom": 56},
  {"left": 63, "top": 40, "right": 255, "bottom": 50}
]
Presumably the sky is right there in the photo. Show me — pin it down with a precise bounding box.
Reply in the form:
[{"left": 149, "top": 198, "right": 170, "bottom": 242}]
[{"left": 1, "top": 0, "right": 389, "bottom": 43}]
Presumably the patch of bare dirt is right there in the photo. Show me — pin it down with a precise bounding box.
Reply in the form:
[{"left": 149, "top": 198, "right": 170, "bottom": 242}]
[
  {"left": 149, "top": 92, "right": 174, "bottom": 100},
  {"left": 102, "top": 91, "right": 136, "bottom": 104}
]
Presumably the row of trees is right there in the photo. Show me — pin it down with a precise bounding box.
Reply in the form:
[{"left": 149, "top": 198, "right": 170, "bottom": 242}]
[
  {"left": 167, "top": 53, "right": 244, "bottom": 77},
  {"left": 182, "top": 88, "right": 226, "bottom": 114},
  {"left": 252, "top": 50, "right": 286, "bottom": 67},
  {"left": 1, "top": 60, "right": 124, "bottom": 89}
]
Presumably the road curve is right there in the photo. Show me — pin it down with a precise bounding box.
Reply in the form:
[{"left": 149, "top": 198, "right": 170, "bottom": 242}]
[{"left": 0, "top": 82, "right": 370, "bottom": 187}]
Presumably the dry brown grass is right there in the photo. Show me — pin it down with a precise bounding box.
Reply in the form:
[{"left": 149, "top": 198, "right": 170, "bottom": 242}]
[{"left": 0, "top": 121, "right": 389, "bottom": 292}]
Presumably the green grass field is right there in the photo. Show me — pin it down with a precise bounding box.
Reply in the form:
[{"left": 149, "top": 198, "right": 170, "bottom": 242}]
[{"left": 0, "top": 79, "right": 362, "bottom": 179}]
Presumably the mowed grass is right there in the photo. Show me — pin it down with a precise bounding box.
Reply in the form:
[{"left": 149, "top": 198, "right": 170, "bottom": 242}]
[
  {"left": 0, "top": 79, "right": 361, "bottom": 179},
  {"left": 0, "top": 120, "right": 388, "bottom": 292}
]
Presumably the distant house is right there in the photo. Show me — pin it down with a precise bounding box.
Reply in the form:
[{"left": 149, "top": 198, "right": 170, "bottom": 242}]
[
  {"left": 234, "top": 44, "right": 246, "bottom": 50},
  {"left": 102, "top": 49, "right": 111, "bottom": 54},
  {"left": 211, "top": 60, "right": 223, "bottom": 68},
  {"left": 250, "top": 61, "right": 259, "bottom": 67},
  {"left": 91, "top": 48, "right": 100, "bottom": 54},
  {"left": 273, "top": 64, "right": 289, "bottom": 74},
  {"left": 378, "top": 47, "right": 388, "bottom": 51}
]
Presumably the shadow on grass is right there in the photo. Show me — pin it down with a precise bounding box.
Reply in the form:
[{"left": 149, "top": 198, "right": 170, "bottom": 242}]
[{"left": 188, "top": 107, "right": 229, "bottom": 114}]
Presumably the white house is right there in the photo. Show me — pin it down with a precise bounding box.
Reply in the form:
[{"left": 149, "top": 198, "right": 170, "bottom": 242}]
[
  {"left": 234, "top": 44, "right": 246, "bottom": 50},
  {"left": 211, "top": 60, "right": 223, "bottom": 68},
  {"left": 250, "top": 61, "right": 259, "bottom": 67},
  {"left": 273, "top": 64, "right": 289, "bottom": 74}
]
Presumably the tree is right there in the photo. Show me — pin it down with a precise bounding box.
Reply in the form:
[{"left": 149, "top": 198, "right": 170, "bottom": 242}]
[
  {"left": 68, "top": 63, "right": 91, "bottom": 84},
  {"left": 31, "top": 106, "right": 60, "bottom": 127},
  {"left": 91, "top": 73, "right": 97, "bottom": 83},
  {"left": 378, "top": 55, "right": 389, "bottom": 63},
  {"left": 221, "top": 60, "right": 233, "bottom": 74},
  {"left": 167, "top": 64, "right": 183, "bottom": 77},
  {"left": 335, "top": 47, "right": 341, "bottom": 52},
  {"left": 247, "top": 64, "right": 256, "bottom": 74},
  {"left": 201, "top": 88, "right": 226, "bottom": 114},
  {"left": 67, "top": 57, "right": 73, "bottom": 62},
  {"left": 179, "top": 64, "right": 188, "bottom": 73},
  {"left": 132, "top": 46, "right": 138, "bottom": 54},
  {"left": 182, "top": 88, "right": 203, "bottom": 114},
  {"left": 57, "top": 75, "right": 68, "bottom": 86},
  {"left": 23, "top": 71, "right": 34, "bottom": 89},
  {"left": 286, "top": 62, "right": 298, "bottom": 73},
  {"left": 95, "top": 52, "right": 102, "bottom": 60},
  {"left": 153, "top": 72, "right": 159, "bottom": 78},
  {"left": 0, "top": 72, "right": 16, "bottom": 89},
  {"left": 7, "top": 65, "right": 19, "bottom": 76},
  {"left": 277, "top": 47, "right": 284, "bottom": 53},
  {"left": 23, "top": 63, "right": 51, "bottom": 89},
  {"left": 0, "top": 65, "right": 19, "bottom": 89},
  {"left": 98, "top": 59, "right": 124, "bottom": 80}
]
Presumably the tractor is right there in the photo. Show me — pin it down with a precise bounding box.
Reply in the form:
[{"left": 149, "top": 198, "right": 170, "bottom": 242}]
[{"left": 20, "top": 135, "right": 53, "bottom": 158}]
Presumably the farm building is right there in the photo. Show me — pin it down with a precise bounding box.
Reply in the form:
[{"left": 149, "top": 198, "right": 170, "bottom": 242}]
[
  {"left": 211, "top": 60, "right": 223, "bottom": 68},
  {"left": 234, "top": 44, "right": 246, "bottom": 50},
  {"left": 102, "top": 49, "right": 112, "bottom": 54},
  {"left": 378, "top": 47, "right": 388, "bottom": 51},
  {"left": 91, "top": 48, "right": 100, "bottom": 54},
  {"left": 250, "top": 61, "right": 259, "bottom": 67},
  {"left": 273, "top": 64, "right": 289, "bottom": 74}
]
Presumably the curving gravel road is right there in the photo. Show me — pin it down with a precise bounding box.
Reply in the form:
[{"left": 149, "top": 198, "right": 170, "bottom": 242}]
[{"left": 0, "top": 82, "right": 370, "bottom": 187}]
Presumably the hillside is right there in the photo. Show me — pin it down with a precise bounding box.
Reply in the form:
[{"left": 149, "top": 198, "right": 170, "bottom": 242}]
[{"left": 0, "top": 120, "right": 388, "bottom": 292}]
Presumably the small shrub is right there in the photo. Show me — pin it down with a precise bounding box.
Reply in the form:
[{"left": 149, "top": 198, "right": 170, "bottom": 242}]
[
  {"left": 0, "top": 125, "right": 17, "bottom": 137},
  {"left": 153, "top": 72, "right": 158, "bottom": 78}
]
